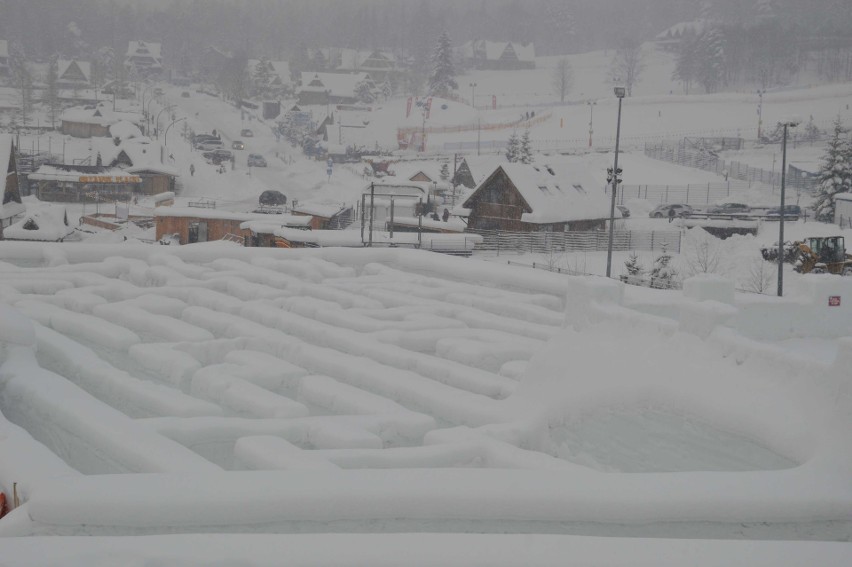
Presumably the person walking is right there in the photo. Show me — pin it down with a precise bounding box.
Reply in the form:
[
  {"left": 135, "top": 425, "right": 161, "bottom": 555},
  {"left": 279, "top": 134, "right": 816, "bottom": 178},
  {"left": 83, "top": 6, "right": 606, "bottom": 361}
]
[{"left": 189, "top": 164, "right": 195, "bottom": 177}]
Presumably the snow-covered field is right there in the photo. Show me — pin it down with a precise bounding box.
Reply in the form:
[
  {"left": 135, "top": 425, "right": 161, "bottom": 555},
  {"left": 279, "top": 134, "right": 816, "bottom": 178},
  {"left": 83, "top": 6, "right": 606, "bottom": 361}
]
[{"left": 2, "top": 41, "right": 852, "bottom": 564}]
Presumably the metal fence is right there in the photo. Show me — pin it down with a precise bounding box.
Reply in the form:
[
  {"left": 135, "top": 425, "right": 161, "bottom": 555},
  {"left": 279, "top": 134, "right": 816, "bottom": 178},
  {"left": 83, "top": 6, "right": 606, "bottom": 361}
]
[
  {"left": 644, "top": 141, "right": 818, "bottom": 194},
  {"left": 470, "top": 229, "right": 681, "bottom": 255},
  {"left": 612, "top": 181, "right": 752, "bottom": 207}
]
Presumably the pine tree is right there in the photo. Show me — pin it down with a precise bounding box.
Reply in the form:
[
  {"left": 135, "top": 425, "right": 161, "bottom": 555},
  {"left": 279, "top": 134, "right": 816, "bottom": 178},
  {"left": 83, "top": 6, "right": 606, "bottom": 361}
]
[
  {"left": 505, "top": 131, "right": 520, "bottom": 163},
  {"left": 519, "top": 129, "right": 533, "bottom": 164},
  {"left": 813, "top": 116, "right": 852, "bottom": 221},
  {"left": 254, "top": 57, "right": 272, "bottom": 90},
  {"left": 696, "top": 27, "right": 726, "bottom": 93},
  {"left": 440, "top": 163, "right": 450, "bottom": 181},
  {"left": 624, "top": 251, "right": 645, "bottom": 277},
  {"left": 650, "top": 244, "right": 678, "bottom": 288},
  {"left": 672, "top": 35, "right": 698, "bottom": 94},
  {"left": 355, "top": 79, "right": 375, "bottom": 103},
  {"left": 428, "top": 31, "right": 458, "bottom": 98}
]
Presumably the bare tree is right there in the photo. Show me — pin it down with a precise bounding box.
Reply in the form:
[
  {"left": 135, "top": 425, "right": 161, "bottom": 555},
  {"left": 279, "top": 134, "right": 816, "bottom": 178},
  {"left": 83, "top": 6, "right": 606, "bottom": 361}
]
[
  {"left": 610, "top": 38, "right": 645, "bottom": 96},
  {"left": 743, "top": 257, "right": 775, "bottom": 294},
  {"left": 551, "top": 58, "right": 573, "bottom": 104},
  {"left": 685, "top": 238, "right": 724, "bottom": 277}
]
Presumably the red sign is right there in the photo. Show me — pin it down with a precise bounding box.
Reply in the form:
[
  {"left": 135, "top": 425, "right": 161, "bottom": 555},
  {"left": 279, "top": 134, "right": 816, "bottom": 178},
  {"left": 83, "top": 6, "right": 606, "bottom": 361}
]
[{"left": 828, "top": 296, "right": 841, "bottom": 307}]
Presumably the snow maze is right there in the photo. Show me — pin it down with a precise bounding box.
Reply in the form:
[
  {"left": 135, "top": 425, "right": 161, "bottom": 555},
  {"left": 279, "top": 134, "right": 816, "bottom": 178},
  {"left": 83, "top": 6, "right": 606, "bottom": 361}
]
[{"left": 0, "top": 243, "right": 850, "bottom": 540}]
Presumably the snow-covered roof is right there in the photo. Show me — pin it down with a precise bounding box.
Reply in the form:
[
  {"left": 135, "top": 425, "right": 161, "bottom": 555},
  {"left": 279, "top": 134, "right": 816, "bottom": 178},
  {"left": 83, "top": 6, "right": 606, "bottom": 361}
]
[
  {"left": 834, "top": 193, "right": 852, "bottom": 202},
  {"left": 388, "top": 215, "right": 467, "bottom": 233},
  {"left": 464, "top": 163, "right": 611, "bottom": 224},
  {"left": 60, "top": 104, "right": 141, "bottom": 127},
  {"left": 240, "top": 216, "right": 314, "bottom": 233},
  {"left": 154, "top": 191, "right": 175, "bottom": 203},
  {"left": 109, "top": 121, "right": 143, "bottom": 141},
  {"left": 118, "top": 139, "right": 179, "bottom": 176},
  {"left": 299, "top": 72, "right": 370, "bottom": 98},
  {"left": 366, "top": 179, "right": 432, "bottom": 197},
  {"left": 126, "top": 41, "right": 162, "bottom": 60},
  {"left": 290, "top": 201, "right": 348, "bottom": 219},
  {"left": 460, "top": 40, "right": 536, "bottom": 62},
  {"left": 57, "top": 59, "right": 92, "bottom": 83},
  {"left": 2, "top": 206, "right": 74, "bottom": 241},
  {"left": 390, "top": 161, "right": 447, "bottom": 184},
  {"left": 154, "top": 208, "right": 295, "bottom": 222},
  {"left": 28, "top": 164, "right": 141, "bottom": 183}
]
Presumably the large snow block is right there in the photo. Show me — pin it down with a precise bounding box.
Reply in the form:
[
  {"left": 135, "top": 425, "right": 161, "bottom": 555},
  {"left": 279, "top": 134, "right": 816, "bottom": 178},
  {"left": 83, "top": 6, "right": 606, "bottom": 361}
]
[
  {"left": 679, "top": 300, "right": 738, "bottom": 339},
  {"left": 683, "top": 275, "right": 735, "bottom": 305},
  {"left": 564, "top": 277, "right": 624, "bottom": 328},
  {"left": 0, "top": 304, "right": 36, "bottom": 347},
  {"left": 735, "top": 276, "right": 852, "bottom": 340}
]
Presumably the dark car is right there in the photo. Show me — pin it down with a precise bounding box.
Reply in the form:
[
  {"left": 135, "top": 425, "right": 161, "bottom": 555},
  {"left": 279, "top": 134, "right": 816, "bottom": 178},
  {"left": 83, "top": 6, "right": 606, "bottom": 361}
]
[
  {"left": 181, "top": 91, "right": 190, "bottom": 98},
  {"left": 707, "top": 202, "right": 751, "bottom": 215},
  {"left": 247, "top": 153, "right": 267, "bottom": 167},
  {"left": 766, "top": 204, "right": 801, "bottom": 219},
  {"left": 649, "top": 204, "right": 693, "bottom": 218},
  {"left": 203, "top": 149, "right": 233, "bottom": 163},
  {"left": 616, "top": 205, "right": 630, "bottom": 218},
  {"left": 259, "top": 190, "right": 287, "bottom": 206},
  {"left": 241, "top": 129, "right": 254, "bottom": 137},
  {"left": 231, "top": 140, "right": 245, "bottom": 150}
]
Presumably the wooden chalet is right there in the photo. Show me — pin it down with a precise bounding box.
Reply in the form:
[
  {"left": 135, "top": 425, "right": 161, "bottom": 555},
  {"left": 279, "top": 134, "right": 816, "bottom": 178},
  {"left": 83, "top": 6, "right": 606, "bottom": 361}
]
[
  {"left": 28, "top": 164, "right": 142, "bottom": 203},
  {"left": 297, "top": 72, "right": 373, "bottom": 106},
  {"left": 458, "top": 163, "right": 610, "bottom": 232},
  {"left": 60, "top": 104, "right": 142, "bottom": 138},
  {"left": 0, "top": 134, "right": 25, "bottom": 236},
  {"left": 56, "top": 59, "right": 92, "bottom": 89},
  {"left": 460, "top": 40, "right": 535, "bottom": 70},
  {"left": 125, "top": 41, "right": 163, "bottom": 77}
]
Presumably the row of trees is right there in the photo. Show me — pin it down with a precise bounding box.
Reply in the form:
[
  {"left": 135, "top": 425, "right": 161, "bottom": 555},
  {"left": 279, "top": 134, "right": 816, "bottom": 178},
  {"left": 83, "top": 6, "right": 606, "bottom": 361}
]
[{"left": 673, "top": 18, "right": 852, "bottom": 94}]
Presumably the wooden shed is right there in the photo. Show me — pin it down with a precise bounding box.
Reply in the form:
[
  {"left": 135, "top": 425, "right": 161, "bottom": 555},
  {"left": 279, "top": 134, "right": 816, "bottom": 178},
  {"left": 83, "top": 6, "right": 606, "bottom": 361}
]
[{"left": 458, "top": 163, "right": 610, "bottom": 232}]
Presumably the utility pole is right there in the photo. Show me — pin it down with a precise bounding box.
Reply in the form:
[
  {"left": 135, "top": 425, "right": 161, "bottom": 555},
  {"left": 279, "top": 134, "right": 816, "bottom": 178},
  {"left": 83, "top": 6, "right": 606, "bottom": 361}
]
[{"left": 605, "top": 87, "right": 626, "bottom": 279}]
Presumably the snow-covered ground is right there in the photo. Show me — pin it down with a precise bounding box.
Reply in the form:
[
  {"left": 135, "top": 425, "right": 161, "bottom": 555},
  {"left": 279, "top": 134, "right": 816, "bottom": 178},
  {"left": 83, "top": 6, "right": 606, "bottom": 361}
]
[{"left": 2, "top": 42, "right": 852, "bottom": 564}]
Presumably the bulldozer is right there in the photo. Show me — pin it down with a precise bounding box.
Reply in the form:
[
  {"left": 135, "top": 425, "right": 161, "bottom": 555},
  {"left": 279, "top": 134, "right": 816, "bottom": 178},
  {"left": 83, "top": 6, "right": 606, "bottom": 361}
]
[{"left": 793, "top": 236, "right": 852, "bottom": 275}]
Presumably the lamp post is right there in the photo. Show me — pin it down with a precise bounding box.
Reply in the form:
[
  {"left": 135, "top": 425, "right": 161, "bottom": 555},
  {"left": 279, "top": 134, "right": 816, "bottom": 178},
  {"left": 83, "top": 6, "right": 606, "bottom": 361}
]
[
  {"left": 469, "top": 82, "right": 477, "bottom": 108},
  {"left": 145, "top": 96, "right": 158, "bottom": 136},
  {"left": 587, "top": 100, "right": 597, "bottom": 148},
  {"left": 325, "top": 89, "right": 331, "bottom": 120},
  {"left": 757, "top": 90, "right": 764, "bottom": 140},
  {"left": 155, "top": 105, "right": 176, "bottom": 140},
  {"left": 605, "top": 86, "right": 627, "bottom": 279},
  {"left": 776, "top": 118, "right": 799, "bottom": 297},
  {"left": 164, "top": 116, "right": 186, "bottom": 147}
]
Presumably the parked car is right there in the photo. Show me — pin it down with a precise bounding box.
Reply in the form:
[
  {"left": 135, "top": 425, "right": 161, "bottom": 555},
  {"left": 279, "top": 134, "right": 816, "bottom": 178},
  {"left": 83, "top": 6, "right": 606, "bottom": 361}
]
[
  {"left": 649, "top": 204, "right": 693, "bottom": 218},
  {"left": 707, "top": 202, "right": 751, "bottom": 215},
  {"left": 247, "top": 153, "right": 267, "bottom": 167},
  {"left": 181, "top": 91, "right": 190, "bottom": 98},
  {"left": 231, "top": 140, "right": 245, "bottom": 150},
  {"left": 616, "top": 205, "right": 630, "bottom": 218},
  {"left": 196, "top": 140, "right": 224, "bottom": 151},
  {"left": 202, "top": 149, "right": 233, "bottom": 162},
  {"left": 766, "top": 204, "right": 802, "bottom": 218},
  {"left": 240, "top": 128, "right": 254, "bottom": 137}
]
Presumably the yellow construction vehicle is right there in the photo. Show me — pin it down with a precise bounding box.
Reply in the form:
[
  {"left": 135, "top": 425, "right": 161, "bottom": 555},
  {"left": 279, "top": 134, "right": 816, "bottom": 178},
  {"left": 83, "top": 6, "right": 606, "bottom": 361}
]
[{"left": 793, "top": 236, "right": 852, "bottom": 275}]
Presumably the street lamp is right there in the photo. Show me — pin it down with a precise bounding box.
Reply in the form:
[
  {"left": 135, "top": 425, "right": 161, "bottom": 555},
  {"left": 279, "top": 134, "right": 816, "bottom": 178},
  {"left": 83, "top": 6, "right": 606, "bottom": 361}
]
[
  {"left": 145, "top": 96, "right": 158, "bottom": 136},
  {"left": 164, "top": 116, "right": 186, "bottom": 147},
  {"left": 469, "top": 82, "right": 477, "bottom": 108},
  {"left": 155, "top": 105, "right": 176, "bottom": 140},
  {"left": 605, "top": 86, "right": 627, "bottom": 279},
  {"left": 757, "top": 90, "right": 764, "bottom": 140},
  {"left": 587, "top": 100, "right": 597, "bottom": 148},
  {"left": 776, "top": 118, "right": 799, "bottom": 297}
]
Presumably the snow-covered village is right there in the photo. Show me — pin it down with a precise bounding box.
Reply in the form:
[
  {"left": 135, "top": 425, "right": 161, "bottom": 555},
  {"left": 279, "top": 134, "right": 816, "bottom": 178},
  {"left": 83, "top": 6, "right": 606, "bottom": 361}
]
[{"left": 0, "top": 0, "right": 851, "bottom": 564}]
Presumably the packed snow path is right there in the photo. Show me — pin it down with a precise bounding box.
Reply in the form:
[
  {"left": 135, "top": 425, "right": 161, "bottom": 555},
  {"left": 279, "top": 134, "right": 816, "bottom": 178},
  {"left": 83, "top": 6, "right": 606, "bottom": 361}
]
[{"left": 0, "top": 243, "right": 850, "bottom": 546}]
